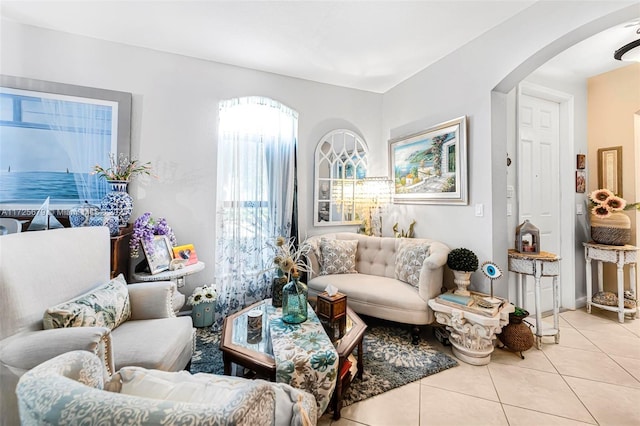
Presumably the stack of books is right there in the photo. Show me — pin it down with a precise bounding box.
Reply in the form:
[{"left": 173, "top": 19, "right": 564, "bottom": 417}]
[{"left": 435, "top": 291, "right": 505, "bottom": 317}]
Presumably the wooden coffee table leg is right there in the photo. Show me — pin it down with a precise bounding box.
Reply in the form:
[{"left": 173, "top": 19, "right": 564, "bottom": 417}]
[
  {"left": 357, "top": 339, "right": 364, "bottom": 379},
  {"left": 223, "top": 353, "right": 232, "bottom": 376}
]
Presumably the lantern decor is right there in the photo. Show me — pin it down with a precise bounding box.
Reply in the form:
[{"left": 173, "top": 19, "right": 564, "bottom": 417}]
[
  {"left": 515, "top": 220, "right": 540, "bottom": 254},
  {"left": 480, "top": 261, "right": 503, "bottom": 304}
]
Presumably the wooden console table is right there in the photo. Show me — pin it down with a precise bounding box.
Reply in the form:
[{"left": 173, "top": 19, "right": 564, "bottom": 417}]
[
  {"left": 507, "top": 249, "right": 561, "bottom": 349},
  {"left": 583, "top": 242, "right": 638, "bottom": 323},
  {"left": 110, "top": 224, "right": 132, "bottom": 281}
]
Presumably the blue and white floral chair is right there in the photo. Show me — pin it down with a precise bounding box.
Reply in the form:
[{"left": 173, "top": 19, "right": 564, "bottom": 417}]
[{"left": 17, "top": 351, "right": 317, "bottom": 426}]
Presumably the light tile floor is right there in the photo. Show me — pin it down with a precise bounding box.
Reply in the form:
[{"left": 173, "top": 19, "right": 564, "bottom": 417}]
[{"left": 318, "top": 308, "right": 640, "bottom": 426}]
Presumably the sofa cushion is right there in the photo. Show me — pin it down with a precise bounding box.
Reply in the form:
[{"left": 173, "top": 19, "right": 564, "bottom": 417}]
[
  {"left": 110, "top": 316, "right": 194, "bottom": 371},
  {"left": 319, "top": 238, "right": 358, "bottom": 275},
  {"left": 42, "top": 274, "right": 131, "bottom": 330},
  {"left": 308, "top": 274, "right": 429, "bottom": 320},
  {"left": 112, "top": 367, "right": 272, "bottom": 404},
  {"left": 395, "top": 241, "right": 431, "bottom": 287}
]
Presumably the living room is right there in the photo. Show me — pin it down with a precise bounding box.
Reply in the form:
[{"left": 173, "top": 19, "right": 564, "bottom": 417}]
[{"left": 1, "top": 1, "right": 639, "bottom": 425}]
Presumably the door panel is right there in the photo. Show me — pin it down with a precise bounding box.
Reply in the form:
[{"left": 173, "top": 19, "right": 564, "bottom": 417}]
[{"left": 518, "top": 93, "right": 560, "bottom": 314}]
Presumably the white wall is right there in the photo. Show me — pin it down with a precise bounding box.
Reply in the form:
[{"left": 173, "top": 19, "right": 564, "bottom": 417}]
[
  {"left": 380, "top": 1, "right": 637, "bottom": 295},
  {"left": 2, "top": 0, "right": 637, "bottom": 304},
  {"left": 0, "top": 20, "right": 383, "bottom": 298}
]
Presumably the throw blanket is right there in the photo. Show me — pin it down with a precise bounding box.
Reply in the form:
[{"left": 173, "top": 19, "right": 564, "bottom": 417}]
[{"left": 268, "top": 305, "right": 338, "bottom": 414}]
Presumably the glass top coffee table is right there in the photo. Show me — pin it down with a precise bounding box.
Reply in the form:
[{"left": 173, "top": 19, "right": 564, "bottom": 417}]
[{"left": 220, "top": 298, "right": 366, "bottom": 419}]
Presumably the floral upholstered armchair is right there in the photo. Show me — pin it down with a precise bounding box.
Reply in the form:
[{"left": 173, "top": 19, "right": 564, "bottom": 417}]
[{"left": 17, "top": 351, "right": 317, "bottom": 426}]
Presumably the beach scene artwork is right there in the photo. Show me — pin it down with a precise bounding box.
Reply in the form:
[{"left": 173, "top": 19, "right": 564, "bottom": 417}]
[
  {"left": 0, "top": 87, "right": 117, "bottom": 210},
  {"left": 389, "top": 117, "right": 467, "bottom": 204}
]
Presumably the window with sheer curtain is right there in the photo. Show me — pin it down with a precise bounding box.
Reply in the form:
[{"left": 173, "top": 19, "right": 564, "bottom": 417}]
[{"left": 214, "top": 97, "right": 298, "bottom": 323}]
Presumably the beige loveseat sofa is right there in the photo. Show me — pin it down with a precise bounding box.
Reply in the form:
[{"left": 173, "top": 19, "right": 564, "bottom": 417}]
[
  {"left": 305, "top": 233, "right": 450, "bottom": 344},
  {"left": 0, "top": 227, "right": 194, "bottom": 425}
]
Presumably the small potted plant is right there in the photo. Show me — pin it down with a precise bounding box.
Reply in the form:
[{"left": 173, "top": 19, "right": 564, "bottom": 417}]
[{"left": 447, "top": 248, "right": 478, "bottom": 296}]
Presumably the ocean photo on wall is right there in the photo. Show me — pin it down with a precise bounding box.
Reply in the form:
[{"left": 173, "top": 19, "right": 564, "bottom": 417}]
[{"left": 0, "top": 84, "right": 118, "bottom": 212}]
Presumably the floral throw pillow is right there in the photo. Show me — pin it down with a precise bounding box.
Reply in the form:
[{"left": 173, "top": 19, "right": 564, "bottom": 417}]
[
  {"left": 43, "top": 274, "right": 131, "bottom": 330},
  {"left": 319, "top": 239, "right": 358, "bottom": 275},
  {"left": 395, "top": 241, "right": 431, "bottom": 287}
]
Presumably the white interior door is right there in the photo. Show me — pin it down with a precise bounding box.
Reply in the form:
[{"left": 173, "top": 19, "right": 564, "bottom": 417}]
[{"left": 518, "top": 93, "right": 561, "bottom": 314}]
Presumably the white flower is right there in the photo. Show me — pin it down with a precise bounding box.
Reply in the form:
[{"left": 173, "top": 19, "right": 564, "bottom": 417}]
[{"left": 187, "top": 284, "right": 217, "bottom": 306}]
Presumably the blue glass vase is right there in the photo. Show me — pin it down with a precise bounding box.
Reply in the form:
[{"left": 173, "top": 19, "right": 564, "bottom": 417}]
[{"left": 282, "top": 275, "right": 308, "bottom": 324}]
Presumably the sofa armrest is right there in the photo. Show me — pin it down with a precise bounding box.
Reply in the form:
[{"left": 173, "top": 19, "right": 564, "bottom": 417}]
[
  {"left": 417, "top": 241, "right": 450, "bottom": 302},
  {"left": 127, "top": 281, "right": 176, "bottom": 320},
  {"left": 0, "top": 327, "right": 114, "bottom": 376}
]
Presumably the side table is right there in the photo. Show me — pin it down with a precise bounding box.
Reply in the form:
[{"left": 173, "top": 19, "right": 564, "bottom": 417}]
[
  {"left": 583, "top": 242, "right": 638, "bottom": 323},
  {"left": 132, "top": 261, "right": 205, "bottom": 312},
  {"left": 428, "top": 297, "right": 514, "bottom": 365},
  {"left": 508, "top": 249, "right": 561, "bottom": 349},
  {"left": 110, "top": 224, "right": 132, "bottom": 281}
]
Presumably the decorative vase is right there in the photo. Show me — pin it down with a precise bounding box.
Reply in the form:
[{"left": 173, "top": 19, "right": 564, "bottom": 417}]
[
  {"left": 498, "top": 310, "right": 534, "bottom": 359},
  {"left": 282, "top": 275, "right": 308, "bottom": 324},
  {"left": 101, "top": 180, "right": 133, "bottom": 227},
  {"left": 271, "top": 269, "right": 287, "bottom": 307},
  {"left": 191, "top": 301, "right": 216, "bottom": 328},
  {"left": 88, "top": 211, "right": 119, "bottom": 237},
  {"left": 452, "top": 270, "right": 472, "bottom": 296},
  {"left": 591, "top": 212, "right": 631, "bottom": 246},
  {"left": 69, "top": 201, "right": 100, "bottom": 227}
]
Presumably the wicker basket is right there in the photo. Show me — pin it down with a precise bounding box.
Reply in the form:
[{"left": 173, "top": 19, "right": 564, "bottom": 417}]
[
  {"left": 498, "top": 312, "right": 534, "bottom": 359},
  {"left": 591, "top": 212, "right": 631, "bottom": 246}
]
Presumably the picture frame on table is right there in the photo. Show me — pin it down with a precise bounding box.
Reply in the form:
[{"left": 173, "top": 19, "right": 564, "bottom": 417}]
[
  {"left": 142, "top": 235, "right": 173, "bottom": 274},
  {"left": 389, "top": 116, "right": 468, "bottom": 205},
  {"left": 173, "top": 243, "right": 198, "bottom": 266}
]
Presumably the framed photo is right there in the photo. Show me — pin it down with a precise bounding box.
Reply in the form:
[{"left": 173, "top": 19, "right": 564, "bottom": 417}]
[
  {"left": 575, "top": 170, "right": 586, "bottom": 193},
  {"left": 0, "top": 75, "right": 132, "bottom": 218},
  {"left": 576, "top": 154, "right": 586, "bottom": 170},
  {"left": 173, "top": 243, "right": 198, "bottom": 266},
  {"left": 389, "top": 116, "right": 467, "bottom": 204},
  {"left": 597, "top": 146, "right": 622, "bottom": 195},
  {"left": 142, "top": 235, "right": 173, "bottom": 275}
]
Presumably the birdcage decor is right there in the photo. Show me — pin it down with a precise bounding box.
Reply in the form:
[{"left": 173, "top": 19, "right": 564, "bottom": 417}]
[{"left": 515, "top": 220, "right": 540, "bottom": 254}]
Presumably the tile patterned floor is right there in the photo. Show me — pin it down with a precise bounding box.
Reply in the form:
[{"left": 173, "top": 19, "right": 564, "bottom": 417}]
[{"left": 318, "top": 308, "right": 640, "bottom": 426}]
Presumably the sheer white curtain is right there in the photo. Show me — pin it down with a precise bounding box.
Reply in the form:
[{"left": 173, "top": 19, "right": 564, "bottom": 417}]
[
  {"left": 215, "top": 97, "right": 298, "bottom": 324},
  {"left": 40, "top": 98, "right": 115, "bottom": 202}
]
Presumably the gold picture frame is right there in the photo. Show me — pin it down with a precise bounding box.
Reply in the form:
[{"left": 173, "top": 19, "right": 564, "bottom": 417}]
[{"left": 597, "top": 146, "right": 622, "bottom": 195}]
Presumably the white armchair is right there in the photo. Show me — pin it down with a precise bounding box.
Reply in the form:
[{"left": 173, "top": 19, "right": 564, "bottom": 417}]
[
  {"left": 0, "top": 227, "right": 194, "bottom": 425},
  {"left": 17, "top": 351, "right": 317, "bottom": 425}
]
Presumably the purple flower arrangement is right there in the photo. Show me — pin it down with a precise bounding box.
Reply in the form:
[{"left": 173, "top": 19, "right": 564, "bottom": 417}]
[{"left": 130, "top": 212, "right": 177, "bottom": 257}]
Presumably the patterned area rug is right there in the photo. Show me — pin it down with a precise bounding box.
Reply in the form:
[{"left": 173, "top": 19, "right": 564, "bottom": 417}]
[{"left": 190, "top": 316, "right": 458, "bottom": 407}]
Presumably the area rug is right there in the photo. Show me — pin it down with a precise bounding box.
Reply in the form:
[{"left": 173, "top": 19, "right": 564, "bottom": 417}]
[{"left": 190, "top": 316, "right": 458, "bottom": 407}]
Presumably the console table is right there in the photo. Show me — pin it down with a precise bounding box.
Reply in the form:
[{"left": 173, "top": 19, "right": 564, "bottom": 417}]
[
  {"left": 507, "top": 249, "right": 561, "bottom": 349},
  {"left": 583, "top": 242, "right": 638, "bottom": 323},
  {"left": 428, "top": 297, "right": 514, "bottom": 365}
]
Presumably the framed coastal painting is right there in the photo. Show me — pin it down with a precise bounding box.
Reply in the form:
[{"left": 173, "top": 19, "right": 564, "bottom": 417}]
[
  {"left": 143, "top": 235, "right": 174, "bottom": 275},
  {"left": 0, "top": 75, "right": 132, "bottom": 218},
  {"left": 389, "top": 116, "right": 468, "bottom": 205}
]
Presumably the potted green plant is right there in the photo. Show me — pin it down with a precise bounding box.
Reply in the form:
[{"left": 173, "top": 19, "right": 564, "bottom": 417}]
[{"left": 446, "top": 248, "right": 478, "bottom": 296}]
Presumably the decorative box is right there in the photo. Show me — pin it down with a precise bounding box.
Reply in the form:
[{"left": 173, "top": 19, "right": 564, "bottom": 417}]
[{"left": 316, "top": 291, "right": 347, "bottom": 323}]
